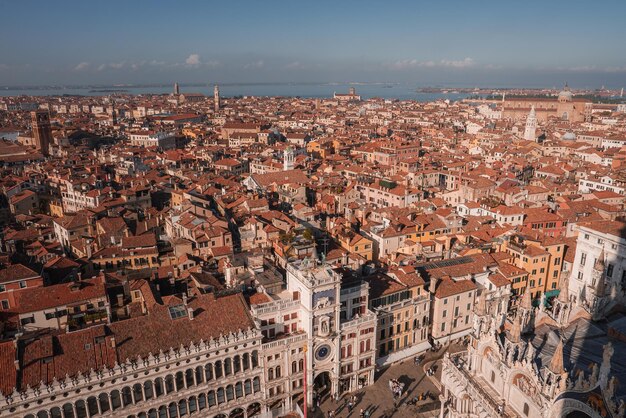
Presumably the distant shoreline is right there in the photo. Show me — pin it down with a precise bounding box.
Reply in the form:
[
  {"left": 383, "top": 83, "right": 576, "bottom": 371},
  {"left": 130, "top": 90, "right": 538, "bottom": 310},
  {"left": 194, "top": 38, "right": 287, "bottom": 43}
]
[{"left": 88, "top": 89, "right": 129, "bottom": 93}]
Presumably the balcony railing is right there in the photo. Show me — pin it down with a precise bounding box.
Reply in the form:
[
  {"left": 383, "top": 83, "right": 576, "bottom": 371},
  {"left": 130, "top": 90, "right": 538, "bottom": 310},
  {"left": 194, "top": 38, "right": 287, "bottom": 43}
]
[{"left": 443, "top": 352, "right": 507, "bottom": 417}]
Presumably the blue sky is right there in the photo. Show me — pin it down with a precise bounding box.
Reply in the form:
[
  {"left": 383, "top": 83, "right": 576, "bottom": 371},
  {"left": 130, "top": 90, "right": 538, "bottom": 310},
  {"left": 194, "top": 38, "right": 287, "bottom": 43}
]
[{"left": 1, "top": 0, "right": 626, "bottom": 87}]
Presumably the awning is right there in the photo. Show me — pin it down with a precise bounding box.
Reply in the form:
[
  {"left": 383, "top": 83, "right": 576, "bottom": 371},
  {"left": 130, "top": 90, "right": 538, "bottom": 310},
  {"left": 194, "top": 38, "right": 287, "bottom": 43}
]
[{"left": 376, "top": 340, "right": 432, "bottom": 367}]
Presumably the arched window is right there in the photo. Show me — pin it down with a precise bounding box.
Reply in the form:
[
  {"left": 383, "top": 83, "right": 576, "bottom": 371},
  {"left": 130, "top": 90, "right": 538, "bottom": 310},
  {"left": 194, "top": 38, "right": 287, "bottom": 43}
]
[
  {"left": 133, "top": 383, "right": 144, "bottom": 402},
  {"left": 244, "top": 379, "right": 252, "bottom": 395},
  {"left": 251, "top": 351, "right": 259, "bottom": 368},
  {"left": 178, "top": 399, "right": 187, "bottom": 416},
  {"left": 226, "top": 385, "right": 235, "bottom": 401},
  {"left": 195, "top": 365, "right": 204, "bottom": 384},
  {"left": 87, "top": 397, "right": 99, "bottom": 416},
  {"left": 292, "top": 361, "right": 297, "bottom": 374},
  {"left": 37, "top": 412, "right": 49, "bottom": 418},
  {"left": 217, "top": 387, "right": 226, "bottom": 404},
  {"left": 233, "top": 355, "right": 241, "bottom": 373},
  {"left": 144, "top": 380, "right": 154, "bottom": 400},
  {"left": 165, "top": 375, "right": 175, "bottom": 394},
  {"left": 122, "top": 386, "right": 133, "bottom": 406},
  {"left": 189, "top": 396, "right": 198, "bottom": 414},
  {"left": 275, "top": 365, "right": 281, "bottom": 378},
  {"left": 168, "top": 402, "right": 178, "bottom": 418},
  {"left": 253, "top": 377, "right": 261, "bottom": 392},
  {"left": 62, "top": 403, "right": 75, "bottom": 418},
  {"left": 155, "top": 377, "right": 165, "bottom": 397},
  {"left": 235, "top": 381, "right": 244, "bottom": 398},
  {"left": 175, "top": 371, "right": 185, "bottom": 390},
  {"left": 215, "top": 360, "right": 223, "bottom": 378},
  {"left": 299, "top": 359, "right": 304, "bottom": 371},
  {"left": 148, "top": 409, "right": 158, "bottom": 418},
  {"left": 75, "top": 400, "right": 87, "bottom": 418},
  {"left": 268, "top": 368, "right": 274, "bottom": 380},
  {"left": 50, "top": 408, "right": 62, "bottom": 418},
  {"left": 224, "top": 358, "right": 233, "bottom": 375},
  {"left": 110, "top": 390, "right": 122, "bottom": 410},
  {"left": 185, "top": 368, "right": 195, "bottom": 387},
  {"left": 99, "top": 393, "right": 111, "bottom": 413},
  {"left": 198, "top": 393, "right": 207, "bottom": 410},
  {"left": 242, "top": 353, "right": 250, "bottom": 371},
  {"left": 208, "top": 390, "right": 217, "bottom": 407},
  {"left": 158, "top": 406, "right": 167, "bottom": 418},
  {"left": 205, "top": 363, "right": 214, "bottom": 381}
]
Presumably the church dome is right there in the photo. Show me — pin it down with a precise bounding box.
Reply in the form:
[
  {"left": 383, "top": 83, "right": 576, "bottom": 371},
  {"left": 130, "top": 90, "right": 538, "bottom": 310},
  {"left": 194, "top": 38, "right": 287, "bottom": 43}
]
[
  {"left": 558, "top": 87, "right": 573, "bottom": 102},
  {"left": 562, "top": 132, "right": 576, "bottom": 141}
]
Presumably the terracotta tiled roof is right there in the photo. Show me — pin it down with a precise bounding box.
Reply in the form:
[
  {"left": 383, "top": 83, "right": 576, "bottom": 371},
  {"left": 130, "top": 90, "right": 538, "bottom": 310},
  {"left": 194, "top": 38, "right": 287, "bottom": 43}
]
[
  {"left": 12, "top": 276, "right": 106, "bottom": 313},
  {"left": 434, "top": 278, "right": 477, "bottom": 298},
  {"left": 0, "top": 264, "right": 40, "bottom": 284}
]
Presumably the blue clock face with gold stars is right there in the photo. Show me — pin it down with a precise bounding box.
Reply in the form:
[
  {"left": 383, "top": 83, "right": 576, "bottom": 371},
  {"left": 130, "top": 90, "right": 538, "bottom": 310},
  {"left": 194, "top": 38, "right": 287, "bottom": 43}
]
[{"left": 315, "top": 344, "right": 331, "bottom": 361}]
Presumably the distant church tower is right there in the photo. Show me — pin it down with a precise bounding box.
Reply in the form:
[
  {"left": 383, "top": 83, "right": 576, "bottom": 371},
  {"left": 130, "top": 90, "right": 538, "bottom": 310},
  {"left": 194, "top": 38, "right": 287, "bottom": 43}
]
[
  {"left": 173, "top": 82, "right": 179, "bottom": 95},
  {"left": 214, "top": 85, "right": 220, "bottom": 112},
  {"left": 31, "top": 110, "right": 52, "bottom": 156},
  {"left": 110, "top": 107, "right": 117, "bottom": 125},
  {"left": 524, "top": 105, "right": 537, "bottom": 141},
  {"left": 283, "top": 146, "right": 294, "bottom": 171}
]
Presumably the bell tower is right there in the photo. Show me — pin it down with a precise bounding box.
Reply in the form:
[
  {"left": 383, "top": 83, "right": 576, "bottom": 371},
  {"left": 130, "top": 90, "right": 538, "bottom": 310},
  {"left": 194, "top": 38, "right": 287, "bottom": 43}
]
[
  {"left": 283, "top": 146, "right": 294, "bottom": 171},
  {"left": 31, "top": 110, "right": 52, "bottom": 156},
  {"left": 524, "top": 106, "right": 537, "bottom": 141},
  {"left": 214, "top": 84, "right": 220, "bottom": 112}
]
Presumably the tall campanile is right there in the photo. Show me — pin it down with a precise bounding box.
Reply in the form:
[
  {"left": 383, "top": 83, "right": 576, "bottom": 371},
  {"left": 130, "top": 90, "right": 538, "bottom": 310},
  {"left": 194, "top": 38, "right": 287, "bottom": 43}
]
[
  {"left": 31, "top": 110, "right": 52, "bottom": 156},
  {"left": 214, "top": 84, "right": 220, "bottom": 112}
]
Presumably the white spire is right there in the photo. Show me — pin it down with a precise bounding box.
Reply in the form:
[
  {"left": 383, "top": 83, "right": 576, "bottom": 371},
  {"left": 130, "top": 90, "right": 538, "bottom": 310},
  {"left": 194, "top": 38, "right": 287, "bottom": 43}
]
[
  {"left": 283, "top": 146, "right": 294, "bottom": 171},
  {"left": 524, "top": 105, "right": 537, "bottom": 141}
]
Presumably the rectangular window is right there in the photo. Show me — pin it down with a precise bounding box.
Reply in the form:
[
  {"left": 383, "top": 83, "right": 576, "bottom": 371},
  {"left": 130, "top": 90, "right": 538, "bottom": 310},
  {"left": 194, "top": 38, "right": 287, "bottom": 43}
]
[
  {"left": 607, "top": 264, "right": 614, "bottom": 278},
  {"left": 20, "top": 316, "right": 35, "bottom": 325}
]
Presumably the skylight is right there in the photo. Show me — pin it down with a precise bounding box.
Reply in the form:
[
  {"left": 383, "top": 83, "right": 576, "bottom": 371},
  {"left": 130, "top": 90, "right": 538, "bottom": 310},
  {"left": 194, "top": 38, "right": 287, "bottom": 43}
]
[{"left": 168, "top": 304, "right": 187, "bottom": 320}]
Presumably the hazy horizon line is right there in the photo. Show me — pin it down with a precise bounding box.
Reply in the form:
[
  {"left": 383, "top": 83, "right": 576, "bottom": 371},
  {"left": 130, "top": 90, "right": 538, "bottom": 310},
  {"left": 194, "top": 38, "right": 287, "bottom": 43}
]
[{"left": 1, "top": 81, "right": 621, "bottom": 91}]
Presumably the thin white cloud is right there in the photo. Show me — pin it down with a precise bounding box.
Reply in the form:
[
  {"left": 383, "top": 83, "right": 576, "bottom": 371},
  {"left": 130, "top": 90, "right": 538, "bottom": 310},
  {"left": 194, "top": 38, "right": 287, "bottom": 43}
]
[
  {"left": 605, "top": 66, "right": 626, "bottom": 73},
  {"left": 185, "top": 54, "right": 201, "bottom": 66},
  {"left": 97, "top": 61, "right": 126, "bottom": 71},
  {"left": 285, "top": 61, "right": 305, "bottom": 70},
  {"left": 389, "top": 57, "right": 475, "bottom": 70},
  {"left": 73, "top": 62, "right": 90, "bottom": 71},
  {"left": 562, "top": 65, "right": 626, "bottom": 73},
  {"left": 440, "top": 57, "right": 475, "bottom": 68},
  {"left": 244, "top": 60, "right": 264, "bottom": 69}
]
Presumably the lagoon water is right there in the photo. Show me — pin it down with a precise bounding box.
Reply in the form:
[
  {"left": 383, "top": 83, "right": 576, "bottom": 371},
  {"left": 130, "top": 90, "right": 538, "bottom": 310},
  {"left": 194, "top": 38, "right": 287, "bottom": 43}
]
[{"left": 0, "top": 83, "right": 473, "bottom": 102}]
